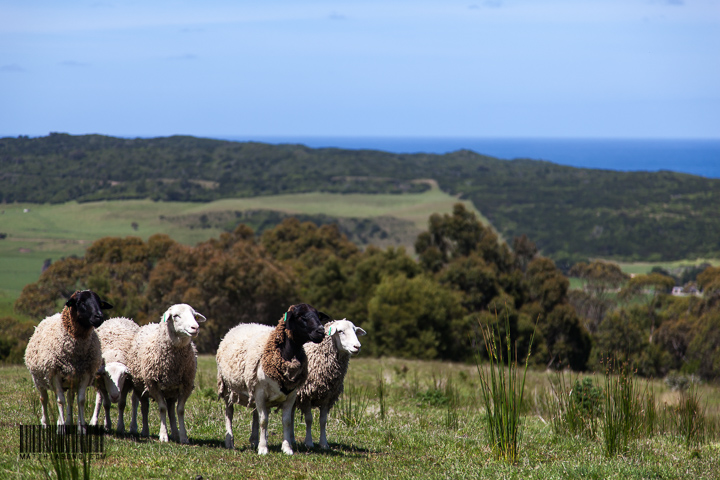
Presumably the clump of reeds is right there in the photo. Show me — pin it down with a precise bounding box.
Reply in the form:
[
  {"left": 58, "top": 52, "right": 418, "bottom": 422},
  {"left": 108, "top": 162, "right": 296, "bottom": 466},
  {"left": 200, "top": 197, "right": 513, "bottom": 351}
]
[
  {"left": 601, "top": 360, "right": 643, "bottom": 457},
  {"left": 337, "top": 384, "right": 370, "bottom": 428},
  {"left": 475, "top": 310, "right": 535, "bottom": 464}
]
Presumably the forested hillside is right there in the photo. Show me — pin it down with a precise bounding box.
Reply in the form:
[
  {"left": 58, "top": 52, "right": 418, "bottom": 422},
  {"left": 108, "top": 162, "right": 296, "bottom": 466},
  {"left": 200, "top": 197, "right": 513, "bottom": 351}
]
[{"left": 3, "top": 133, "right": 720, "bottom": 264}]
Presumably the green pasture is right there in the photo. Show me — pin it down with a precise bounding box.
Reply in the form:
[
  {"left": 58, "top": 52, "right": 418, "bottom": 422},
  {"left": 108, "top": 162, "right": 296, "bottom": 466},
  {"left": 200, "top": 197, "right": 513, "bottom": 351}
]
[
  {"left": 1, "top": 355, "right": 719, "bottom": 479},
  {"left": 0, "top": 186, "right": 481, "bottom": 304},
  {"left": 615, "top": 259, "right": 720, "bottom": 276}
]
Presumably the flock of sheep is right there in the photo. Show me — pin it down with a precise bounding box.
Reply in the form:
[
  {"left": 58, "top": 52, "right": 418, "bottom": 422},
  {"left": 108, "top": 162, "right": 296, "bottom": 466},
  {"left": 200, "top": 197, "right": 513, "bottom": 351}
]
[{"left": 23, "top": 289, "right": 366, "bottom": 455}]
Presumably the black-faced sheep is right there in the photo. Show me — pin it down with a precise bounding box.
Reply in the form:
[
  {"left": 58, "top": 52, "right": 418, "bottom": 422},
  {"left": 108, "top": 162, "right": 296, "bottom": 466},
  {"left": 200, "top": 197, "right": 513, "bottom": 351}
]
[
  {"left": 24, "top": 290, "right": 113, "bottom": 427},
  {"left": 216, "top": 303, "right": 327, "bottom": 455},
  {"left": 127, "top": 304, "right": 206, "bottom": 443},
  {"left": 292, "top": 318, "right": 366, "bottom": 448}
]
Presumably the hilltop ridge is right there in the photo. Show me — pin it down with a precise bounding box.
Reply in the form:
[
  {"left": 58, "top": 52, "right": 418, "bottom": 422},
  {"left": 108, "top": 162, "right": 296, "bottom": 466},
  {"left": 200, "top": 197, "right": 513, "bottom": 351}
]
[{"left": 2, "top": 133, "right": 720, "bottom": 264}]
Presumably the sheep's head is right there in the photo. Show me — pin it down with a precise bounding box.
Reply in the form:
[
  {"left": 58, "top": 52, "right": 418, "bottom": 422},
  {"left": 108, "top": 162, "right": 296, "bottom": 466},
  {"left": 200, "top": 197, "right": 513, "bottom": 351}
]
[
  {"left": 327, "top": 319, "right": 366, "bottom": 355},
  {"left": 66, "top": 290, "right": 113, "bottom": 329},
  {"left": 96, "top": 362, "right": 129, "bottom": 403},
  {"left": 285, "top": 303, "right": 328, "bottom": 345},
  {"left": 162, "top": 304, "right": 206, "bottom": 344}
]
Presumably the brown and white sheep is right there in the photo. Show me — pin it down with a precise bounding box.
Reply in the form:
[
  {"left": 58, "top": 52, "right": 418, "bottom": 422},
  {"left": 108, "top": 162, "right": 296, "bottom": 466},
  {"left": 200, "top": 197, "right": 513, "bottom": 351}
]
[
  {"left": 25, "top": 290, "right": 113, "bottom": 428},
  {"left": 216, "top": 303, "right": 327, "bottom": 455}
]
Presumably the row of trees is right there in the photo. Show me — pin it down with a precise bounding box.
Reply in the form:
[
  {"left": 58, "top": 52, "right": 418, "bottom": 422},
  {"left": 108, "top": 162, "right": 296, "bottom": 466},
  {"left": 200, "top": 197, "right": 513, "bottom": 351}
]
[
  {"left": 7, "top": 204, "right": 589, "bottom": 370},
  {"left": 569, "top": 260, "right": 720, "bottom": 379},
  {"left": 5, "top": 204, "right": 720, "bottom": 380}
]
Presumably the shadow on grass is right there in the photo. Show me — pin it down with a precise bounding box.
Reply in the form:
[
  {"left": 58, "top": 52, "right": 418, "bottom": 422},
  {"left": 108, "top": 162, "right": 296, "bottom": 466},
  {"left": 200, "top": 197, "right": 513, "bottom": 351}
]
[
  {"left": 292, "top": 442, "right": 375, "bottom": 456},
  {"left": 103, "top": 430, "right": 375, "bottom": 455}
]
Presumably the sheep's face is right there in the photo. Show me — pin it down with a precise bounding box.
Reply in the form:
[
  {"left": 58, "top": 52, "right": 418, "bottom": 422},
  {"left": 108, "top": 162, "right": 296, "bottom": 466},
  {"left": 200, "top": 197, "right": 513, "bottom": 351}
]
[
  {"left": 97, "top": 362, "right": 128, "bottom": 403},
  {"left": 287, "top": 303, "right": 328, "bottom": 344},
  {"left": 163, "top": 304, "right": 206, "bottom": 339},
  {"left": 327, "top": 319, "right": 366, "bottom": 355},
  {"left": 66, "top": 290, "right": 113, "bottom": 329}
]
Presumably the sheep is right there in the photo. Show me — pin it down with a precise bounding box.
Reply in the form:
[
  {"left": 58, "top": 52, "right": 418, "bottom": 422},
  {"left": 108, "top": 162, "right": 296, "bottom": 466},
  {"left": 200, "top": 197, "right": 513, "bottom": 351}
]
[
  {"left": 127, "top": 304, "right": 206, "bottom": 443},
  {"left": 89, "top": 316, "right": 140, "bottom": 433},
  {"left": 24, "top": 290, "right": 113, "bottom": 428},
  {"left": 291, "top": 318, "right": 366, "bottom": 449},
  {"left": 216, "top": 303, "right": 328, "bottom": 455}
]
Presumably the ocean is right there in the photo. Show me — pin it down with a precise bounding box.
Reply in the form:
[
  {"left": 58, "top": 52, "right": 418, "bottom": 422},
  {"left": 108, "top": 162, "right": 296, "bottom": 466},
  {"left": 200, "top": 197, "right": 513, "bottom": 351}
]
[{"left": 217, "top": 136, "right": 720, "bottom": 179}]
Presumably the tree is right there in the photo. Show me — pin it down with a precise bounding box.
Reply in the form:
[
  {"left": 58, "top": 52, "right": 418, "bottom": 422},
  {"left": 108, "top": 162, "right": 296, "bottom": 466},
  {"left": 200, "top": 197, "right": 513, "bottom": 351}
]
[
  {"left": 569, "top": 260, "right": 628, "bottom": 333},
  {"left": 415, "top": 203, "right": 511, "bottom": 273},
  {"left": 697, "top": 266, "right": 720, "bottom": 307},
  {"left": 146, "top": 227, "right": 297, "bottom": 352},
  {"left": 512, "top": 234, "right": 538, "bottom": 272},
  {"left": 366, "top": 274, "right": 467, "bottom": 360},
  {"left": 619, "top": 272, "right": 675, "bottom": 342}
]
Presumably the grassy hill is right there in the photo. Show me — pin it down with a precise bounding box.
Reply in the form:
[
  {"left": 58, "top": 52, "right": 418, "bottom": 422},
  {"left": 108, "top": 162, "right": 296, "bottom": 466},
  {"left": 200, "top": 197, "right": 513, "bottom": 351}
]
[
  {"left": 3, "top": 133, "right": 720, "bottom": 269},
  {"left": 0, "top": 185, "right": 479, "bottom": 304}
]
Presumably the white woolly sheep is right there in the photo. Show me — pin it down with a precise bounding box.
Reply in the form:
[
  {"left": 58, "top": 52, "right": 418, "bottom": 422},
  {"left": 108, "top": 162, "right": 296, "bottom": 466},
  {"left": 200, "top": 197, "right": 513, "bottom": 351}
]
[
  {"left": 216, "top": 303, "right": 328, "bottom": 455},
  {"left": 291, "top": 318, "right": 366, "bottom": 449},
  {"left": 24, "top": 290, "right": 113, "bottom": 427},
  {"left": 127, "top": 304, "right": 206, "bottom": 443},
  {"left": 89, "top": 316, "right": 140, "bottom": 432}
]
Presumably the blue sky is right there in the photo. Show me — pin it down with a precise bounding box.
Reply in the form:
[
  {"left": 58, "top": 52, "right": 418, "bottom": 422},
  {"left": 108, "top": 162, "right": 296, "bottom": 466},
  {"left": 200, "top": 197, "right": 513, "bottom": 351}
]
[{"left": 1, "top": 0, "right": 719, "bottom": 139}]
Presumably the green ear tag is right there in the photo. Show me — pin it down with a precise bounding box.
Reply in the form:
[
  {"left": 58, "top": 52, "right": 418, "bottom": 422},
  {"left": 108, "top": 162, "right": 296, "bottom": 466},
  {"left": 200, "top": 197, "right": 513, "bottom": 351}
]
[
  {"left": 283, "top": 312, "right": 288, "bottom": 322},
  {"left": 328, "top": 327, "right": 333, "bottom": 336},
  {"left": 162, "top": 313, "right": 167, "bottom": 323}
]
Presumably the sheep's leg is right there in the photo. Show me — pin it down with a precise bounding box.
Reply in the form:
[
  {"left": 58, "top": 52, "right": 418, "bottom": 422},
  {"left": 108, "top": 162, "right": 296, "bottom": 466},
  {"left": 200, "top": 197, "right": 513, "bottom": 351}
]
[
  {"left": 166, "top": 398, "right": 178, "bottom": 442},
  {"left": 53, "top": 375, "right": 67, "bottom": 428},
  {"left": 318, "top": 405, "right": 330, "bottom": 449},
  {"left": 32, "top": 376, "right": 50, "bottom": 426},
  {"left": 140, "top": 395, "right": 150, "bottom": 437},
  {"left": 89, "top": 391, "right": 102, "bottom": 427},
  {"left": 37, "top": 387, "right": 50, "bottom": 427},
  {"left": 303, "top": 406, "right": 314, "bottom": 448},
  {"left": 176, "top": 396, "right": 189, "bottom": 444},
  {"left": 65, "top": 389, "right": 75, "bottom": 426},
  {"left": 289, "top": 407, "right": 296, "bottom": 446},
  {"left": 155, "top": 393, "right": 170, "bottom": 442},
  {"left": 223, "top": 401, "right": 234, "bottom": 449},
  {"left": 129, "top": 392, "right": 138, "bottom": 434},
  {"left": 103, "top": 391, "right": 112, "bottom": 431},
  {"left": 281, "top": 393, "right": 297, "bottom": 455},
  {"left": 255, "top": 396, "right": 269, "bottom": 455},
  {"left": 250, "top": 409, "right": 259, "bottom": 449},
  {"left": 76, "top": 374, "right": 93, "bottom": 431},
  {"left": 117, "top": 382, "right": 132, "bottom": 434}
]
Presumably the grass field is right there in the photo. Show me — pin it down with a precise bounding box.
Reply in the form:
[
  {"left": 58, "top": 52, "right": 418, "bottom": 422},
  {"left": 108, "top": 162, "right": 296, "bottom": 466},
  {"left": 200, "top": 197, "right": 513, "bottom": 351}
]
[
  {"left": 0, "top": 185, "right": 482, "bottom": 303},
  {"left": 615, "top": 259, "right": 720, "bottom": 276},
  {"left": 1, "top": 355, "right": 719, "bottom": 479}
]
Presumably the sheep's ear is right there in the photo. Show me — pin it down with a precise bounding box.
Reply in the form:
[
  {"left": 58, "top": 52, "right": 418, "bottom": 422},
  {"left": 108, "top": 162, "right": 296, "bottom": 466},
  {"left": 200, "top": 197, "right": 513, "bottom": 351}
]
[
  {"left": 317, "top": 311, "right": 331, "bottom": 323},
  {"left": 285, "top": 304, "right": 301, "bottom": 323},
  {"left": 65, "top": 293, "right": 79, "bottom": 308},
  {"left": 194, "top": 311, "right": 207, "bottom": 322},
  {"left": 355, "top": 327, "right": 367, "bottom": 337},
  {"left": 100, "top": 301, "right": 113, "bottom": 310}
]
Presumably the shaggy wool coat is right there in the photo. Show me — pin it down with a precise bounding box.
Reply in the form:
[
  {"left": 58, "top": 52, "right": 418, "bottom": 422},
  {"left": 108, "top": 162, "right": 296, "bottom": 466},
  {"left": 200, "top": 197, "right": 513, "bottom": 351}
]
[
  {"left": 295, "top": 333, "right": 350, "bottom": 412},
  {"left": 217, "top": 321, "right": 309, "bottom": 407},
  {"left": 96, "top": 317, "right": 139, "bottom": 367},
  {"left": 25, "top": 307, "right": 103, "bottom": 391},
  {"left": 127, "top": 323, "right": 197, "bottom": 402}
]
